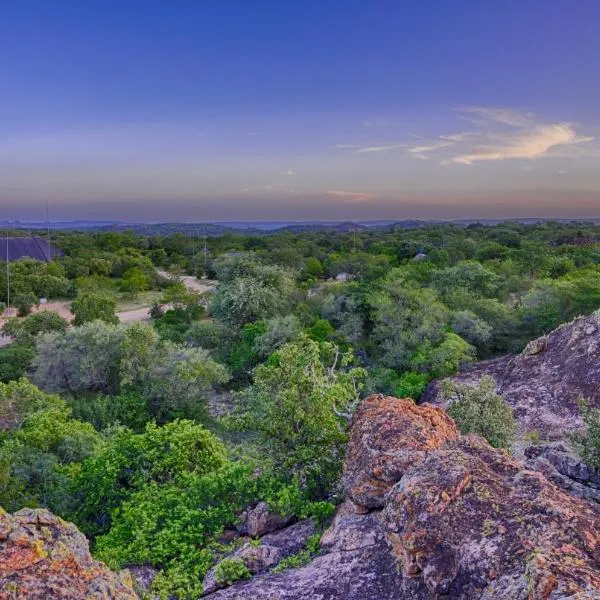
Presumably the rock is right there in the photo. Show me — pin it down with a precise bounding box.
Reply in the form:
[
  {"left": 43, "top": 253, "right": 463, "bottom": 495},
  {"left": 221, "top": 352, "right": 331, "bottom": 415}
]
[
  {"left": 203, "top": 520, "right": 316, "bottom": 595},
  {"left": 422, "top": 312, "right": 600, "bottom": 440},
  {"left": 204, "top": 505, "right": 402, "bottom": 599},
  {"left": 246, "top": 502, "right": 292, "bottom": 538},
  {"left": 383, "top": 434, "right": 600, "bottom": 598},
  {"left": 126, "top": 565, "right": 158, "bottom": 598},
  {"left": 0, "top": 507, "right": 138, "bottom": 599},
  {"left": 343, "top": 394, "right": 459, "bottom": 508},
  {"left": 205, "top": 395, "right": 600, "bottom": 599}
]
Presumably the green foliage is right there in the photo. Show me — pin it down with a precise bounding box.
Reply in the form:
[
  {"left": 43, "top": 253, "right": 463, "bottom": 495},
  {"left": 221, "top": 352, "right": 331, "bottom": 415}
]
[
  {"left": 0, "top": 380, "right": 101, "bottom": 512},
  {"left": 570, "top": 399, "right": 600, "bottom": 471},
  {"left": 444, "top": 375, "right": 516, "bottom": 449},
  {"left": 394, "top": 372, "right": 428, "bottom": 399},
  {"left": 2, "top": 311, "right": 68, "bottom": 345},
  {"left": 215, "top": 558, "right": 252, "bottom": 585},
  {"left": 32, "top": 321, "right": 124, "bottom": 395},
  {"left": 210, "top": 259, "right": 295, "bottom": 326},
  {"left": 272, "top": 533, "right": 322, "bottom": 573},
  {"left": 14, "top": 292, "right": 38, "bottom": 317},
  {"left": 238, "top": 336, "right": 365, "bottom": 497},
  {"left": 0, "top": 344, "right": 36, "bottom": 382},
  {"left": 69, "top": 391, "right": 149, "bottom": 432},
  {"left": 71, "top": 292, "right": 118, "bottom": 326},
  {"left": 71, "top": 419, "right": 228, "bottom": 538}
]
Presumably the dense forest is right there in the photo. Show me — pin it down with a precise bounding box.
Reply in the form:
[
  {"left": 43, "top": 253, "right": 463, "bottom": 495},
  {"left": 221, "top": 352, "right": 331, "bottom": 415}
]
[{"left": 2, "top": 221, "right": 600, "bottom": 598}]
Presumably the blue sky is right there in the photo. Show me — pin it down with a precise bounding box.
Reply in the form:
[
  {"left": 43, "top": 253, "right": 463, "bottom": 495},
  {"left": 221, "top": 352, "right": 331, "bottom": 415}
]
[{"left": 2, "top": 1, "right": 600, "bottom": 221}]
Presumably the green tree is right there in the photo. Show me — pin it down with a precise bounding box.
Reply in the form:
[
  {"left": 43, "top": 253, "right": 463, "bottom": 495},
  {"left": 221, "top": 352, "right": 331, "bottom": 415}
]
[
  {"left": 14, "top": 292, "right": 38, "bottom": 317},
  {"left": 239, "top": 336, "right": 366, "bottom": 496},
  {"left": 2, "top": 311, "right": 68, "bottom": 345},
  {"left": 71, "top": 292, "right": 118, "bottom": 326},
  {"left": 71, "top": 419, "right": 228, "bottom": 538},
  {"left": 32, "top": 321, "right": 124, "bottom": 395}
]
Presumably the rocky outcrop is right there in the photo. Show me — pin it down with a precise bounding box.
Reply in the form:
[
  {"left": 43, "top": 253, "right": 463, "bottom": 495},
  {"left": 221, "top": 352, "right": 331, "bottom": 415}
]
[
  {"left": 525, "top": 442, "right": 600, "bottom": 503},
  {"left": 343, "top": 395, "right": 459, "bottom": 508},
  {"left": 203, "top": 519, "right": 316, "bottom": 595},
  {"left": 206, "top": 395, "right": 600, "bottom": 599},
  {"left": 0, "top": 507, "right": 138, "bottom": 599},
  {"left": 422, "top": 312, "right": 600, "bottom": 440},
  {"left": 204, "top": 502, "right": 402, "bottom": 599}
]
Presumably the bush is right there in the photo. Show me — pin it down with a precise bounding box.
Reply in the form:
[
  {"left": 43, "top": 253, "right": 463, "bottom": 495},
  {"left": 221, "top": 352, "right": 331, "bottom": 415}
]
[
  {"left": 570, "top": 399, "right": 600, "bottom": 471},
  {"left": 69, "top": 392, "right": 149, "bottom": 432},
  {"left": 0, "top": 344, "right": 36, "bottom": 382},
  {"left": 71, "top": 419, "right": 228, "bottom": 538},
  {"left": 14, "top": 292, "right": 38, "bottom": 317},
  {"left": 71, "top": 292, "right": 118, "bottom": 326},
  {"left": 2, "top": 311, "right": 68, "bottom": 345},
  {"left": 443, "top": 375, "right": 516, "bottom": 449},
  {"left": 394, "top": 372, "right": 428, "bottom": 399},
  {"left": 215, "top": 558, "right": 251, "bottom": 585}
]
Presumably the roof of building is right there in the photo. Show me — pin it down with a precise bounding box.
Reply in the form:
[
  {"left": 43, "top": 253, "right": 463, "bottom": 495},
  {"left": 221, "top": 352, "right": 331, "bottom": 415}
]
[{"left": 0, "top": 236, "right": 63, "bottom": 263}]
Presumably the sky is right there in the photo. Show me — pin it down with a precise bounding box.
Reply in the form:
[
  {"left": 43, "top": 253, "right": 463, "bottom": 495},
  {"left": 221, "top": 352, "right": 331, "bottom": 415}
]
[{"left": 1, "top": 1, "right": 600, "bottom": 222}]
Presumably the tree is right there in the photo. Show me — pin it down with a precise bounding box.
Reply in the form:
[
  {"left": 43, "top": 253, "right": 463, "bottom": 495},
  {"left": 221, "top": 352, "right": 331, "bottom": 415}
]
[
  {"left": 253, "top": 315, "right": 301, "bottom": 358},
  {"left": 120, "top": 322, "right": 160, "bottom": 388},
  {"left": 239, "top": 336, "right": 366, "bottom": 496},
  {"left": 71, "top": 419, "right": 228, "bottom": 537},
  {"left": 144, "top": 344, "right": 230, "bottom": 421},
  {"left": 2, "top": 311, "right": 68, "bottom": 345},
  {"left": 443, "top": 375, "right": 516, "bottom": 449},
  {"left": 0, "top": 379, "right": 101, "bottom": 512},
  {"left": 120, "top": 267, "right": 151, "bottom": 296},
  {"left": 32, "top": 321, "right": 124, "bottom": 395},
  {"left": 210, "top": 261, "right": 295, "bottom": 327},
  {"left": 71, "top": 292, "right": 118, "bottom": 326}
]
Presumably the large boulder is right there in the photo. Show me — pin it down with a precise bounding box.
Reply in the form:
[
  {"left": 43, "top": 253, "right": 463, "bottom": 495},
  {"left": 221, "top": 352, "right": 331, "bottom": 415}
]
[
  {"left": 204, "top": 501, "right": 402, "bottom": 599},
  {"left": 343, "top": 394, "right": 459, "bottom": 508},
  {"left": 0, "top": 507, "right": 138, "bottom": 599},
  {"left": 422, "top": 312, "right": 600, "bottom": 439},
  {"left": 206, "top": 395, "right": 600, "bottom": 599}
]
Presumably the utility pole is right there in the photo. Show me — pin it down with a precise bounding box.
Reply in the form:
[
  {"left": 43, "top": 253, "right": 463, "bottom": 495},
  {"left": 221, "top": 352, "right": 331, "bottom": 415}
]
[
  {"left": 5, "top": 231, "right": 10, "bottom": 313},
  {"left": 46, "top": 199, "right": 51, "bottom": 260},
  {"left": 203, "top": 226, "right": 208, "bottom": 275}
]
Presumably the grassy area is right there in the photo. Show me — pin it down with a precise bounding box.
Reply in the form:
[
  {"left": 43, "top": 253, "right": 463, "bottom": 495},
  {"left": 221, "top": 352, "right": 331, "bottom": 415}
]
[{"left": 115, "top": 291, "right": 163, "bottom": 312}]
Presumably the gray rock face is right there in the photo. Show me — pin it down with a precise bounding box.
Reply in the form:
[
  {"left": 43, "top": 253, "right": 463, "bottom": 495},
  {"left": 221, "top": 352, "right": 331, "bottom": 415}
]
[
  {"left": 525, "top": 442, "right": 600, "bottom": 503},
  {"left": 246, "top": 502, "right": 293, "bottom": 538},
  {"left": 205, "top": 396, "right": 600, "bottom": 599},
  {"left": 203, "top": 519, "right": 316, "bottom": 595},
  {"left": 422, "top": 312, "right": 600, "bottom": 439},
  {"left": 204, "top": 503, "right": 403, "bottom": 600}
]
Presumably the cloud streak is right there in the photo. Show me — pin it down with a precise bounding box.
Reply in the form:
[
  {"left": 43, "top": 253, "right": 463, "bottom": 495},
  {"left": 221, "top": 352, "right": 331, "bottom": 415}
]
[
  {"left": 327, "top": 190, "right": 376, "bottom": 202},
  {"left": 453, "top": 122, "right": 593, "bottom": 165}
]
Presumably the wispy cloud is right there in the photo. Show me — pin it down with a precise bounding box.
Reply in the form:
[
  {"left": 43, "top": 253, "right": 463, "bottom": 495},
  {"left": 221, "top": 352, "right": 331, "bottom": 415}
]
[
  {"left": 453, "top": 122, "right": 593, "bottom": 165},
  {"left": 408, "top": 140, "right": 454, "bottom": 154},
  {"left": 355, "top": 144, "right": 405, "bottom": 154},
  {"left": 327, "top": 190, "right": 375, "bottom": 202},
  {"left": 458, "top": 107, "right": 534, "bottom": 127},
  {"left": 280, "top": 169, "right": 295, "bottom": 176}
]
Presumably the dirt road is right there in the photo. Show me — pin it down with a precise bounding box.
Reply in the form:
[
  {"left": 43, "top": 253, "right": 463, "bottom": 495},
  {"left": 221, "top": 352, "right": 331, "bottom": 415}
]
[{"left": 0, "top": 272, "right": 215, "bottom": 346}]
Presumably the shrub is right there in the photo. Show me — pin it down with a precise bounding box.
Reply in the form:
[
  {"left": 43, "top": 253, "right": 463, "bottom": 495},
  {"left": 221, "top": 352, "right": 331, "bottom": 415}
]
[
  {"left": 570, "top": 399, "right": 600, "bottom": 471},
  {"left": 71, "top": 292, "right": 118, "bottom": 326},
  {"left": 2, "top": 311, "right": 68, "bottom": 345},
  {"left": 71, "top": 419, "right": 228, "bottom": 538},
  {"left": 215, "top": 558, "right": 251, "bottom": 585},
  {"left": 443, "top": 375, "right": 516, "bottom": 449},
  {"left": 14, "top": 292, "right": 38, "bottom": 317}
]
